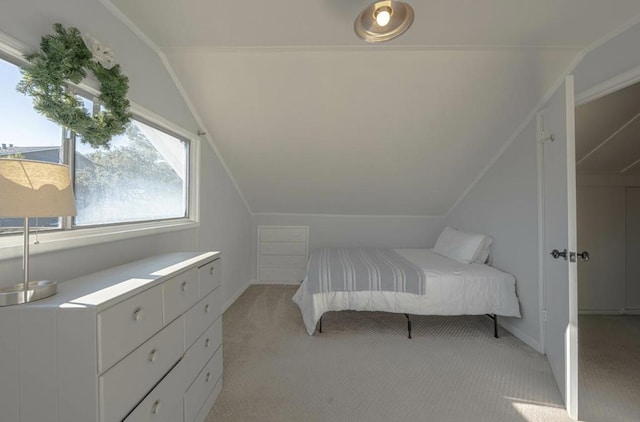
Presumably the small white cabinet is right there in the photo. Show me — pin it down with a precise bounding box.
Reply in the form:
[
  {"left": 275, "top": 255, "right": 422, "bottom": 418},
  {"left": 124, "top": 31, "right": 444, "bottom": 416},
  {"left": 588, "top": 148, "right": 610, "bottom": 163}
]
[
  {"left": 0, "top": 252, "right": 223, "bottom": 422},
  {"left": 257, "top": 225, "right": 309, "bottom": 284}
]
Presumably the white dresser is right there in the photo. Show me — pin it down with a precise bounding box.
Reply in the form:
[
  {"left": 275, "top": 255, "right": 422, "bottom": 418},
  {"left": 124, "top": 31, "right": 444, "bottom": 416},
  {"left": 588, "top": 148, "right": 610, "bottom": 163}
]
[
  {"left": 257, "top": 226, "right": 309, "bottom": 284},
  {"left": 0, "top": 252, "right": 223, "bottom": 422}
]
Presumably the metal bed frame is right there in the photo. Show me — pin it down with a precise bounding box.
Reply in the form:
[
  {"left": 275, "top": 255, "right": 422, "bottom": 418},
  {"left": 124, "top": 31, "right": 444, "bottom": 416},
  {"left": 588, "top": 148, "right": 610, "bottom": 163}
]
[{"left": 317, "top": 313, "right": 499, "bottom": 339}]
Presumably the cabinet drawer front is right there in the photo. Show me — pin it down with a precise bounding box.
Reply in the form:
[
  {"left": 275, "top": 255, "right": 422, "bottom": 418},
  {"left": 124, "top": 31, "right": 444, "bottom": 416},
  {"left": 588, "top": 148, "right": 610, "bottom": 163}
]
[
  {"left": 98, "top": 285, "right": 163, "bottom": 373},
  {"left": 259, "top": 227, "right": 307, "bottom": 242},
  {"left": 184, "top": 288, "right": 220, "bottom": 349},
  {"left": 259, "top": 268, "right": 306, "bottom": 282},
  {"left": 259, "top": 255, "right": 308, "bottom": 269},
  {"left": 259, "top": 241, "right": 307, "bottom": 256},
  {"left": 184, "top": 348, "right": 223, "bottom": 422},
  {"left": 184, "top": 317, "right": 222, "bottom": 389},
  {"left": 164, "top": 268, "right": 199, "bottom": 324},
  {"left": 123, "top": 359, "right": 184, "bottom": 422},
  {"left": 100, "top": 318, "right": 183, "bottom": 422},
  {"left": 198, "top": 259, "right": 221, "bottom": 298}
]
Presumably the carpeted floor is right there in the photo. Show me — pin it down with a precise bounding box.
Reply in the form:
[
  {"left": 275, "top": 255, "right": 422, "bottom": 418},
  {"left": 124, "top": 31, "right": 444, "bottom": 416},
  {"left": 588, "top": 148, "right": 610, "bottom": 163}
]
[
  {"left": 205, "top": 285, "right": 573, "bottom": 422},
  {"left": 579, "top": 315, "right": 640, "bottom": 422}
]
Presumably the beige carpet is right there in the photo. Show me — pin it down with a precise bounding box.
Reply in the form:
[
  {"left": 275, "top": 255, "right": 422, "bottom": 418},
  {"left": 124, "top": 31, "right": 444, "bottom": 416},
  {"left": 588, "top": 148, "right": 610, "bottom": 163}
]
[
  {"left": 579, "top": 315, "right": 640, "bottom": 422},
  {"left": 206, "top": 285, "right": 573, "bottom": 422}
]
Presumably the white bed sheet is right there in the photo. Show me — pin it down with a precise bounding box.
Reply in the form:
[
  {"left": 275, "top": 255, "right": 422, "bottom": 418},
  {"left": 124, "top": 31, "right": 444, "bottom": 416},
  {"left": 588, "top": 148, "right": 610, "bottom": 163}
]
[{"left": 292, "top": 248, "right": 521, "bottom": 335}]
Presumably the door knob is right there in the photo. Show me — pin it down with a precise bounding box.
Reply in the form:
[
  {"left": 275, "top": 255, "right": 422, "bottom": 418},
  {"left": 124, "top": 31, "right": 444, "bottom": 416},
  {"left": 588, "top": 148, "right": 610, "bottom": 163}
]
[
  {"left": 550, "top": 249, "right": 567, "bottom": 260},
  {"left": 577, "top": 251, "right": 590, "bottom": 262}
]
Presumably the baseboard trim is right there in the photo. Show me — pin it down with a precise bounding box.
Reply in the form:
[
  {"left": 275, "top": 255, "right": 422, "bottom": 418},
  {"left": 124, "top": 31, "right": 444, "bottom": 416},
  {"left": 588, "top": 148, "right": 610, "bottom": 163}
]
[
  {"left": 223, "top": 280, "right": 253, "bottom": 312},
  {"left": 254, "top": 280, "right": 303, "bottom": 286},
  {"left": 497, "top": 319, "right": 541, "bottom": 353},
  {"left": 624, "top": 308, "right": 640, "bottom": 315},
  {"left": 578, "top": 309, "right": 625, "bottom": 315}
]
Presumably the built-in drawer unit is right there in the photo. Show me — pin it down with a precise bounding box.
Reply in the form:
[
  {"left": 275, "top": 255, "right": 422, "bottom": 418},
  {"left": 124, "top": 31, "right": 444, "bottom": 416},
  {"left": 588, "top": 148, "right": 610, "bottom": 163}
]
[
  {"left": 184, "top": 347, "right": 223, "bottom": 422},
  {"left": 123, "top": 359, "right": 185, "bottom": 422},
  {"left": 0, "top": 252, "right": 223, "bottom": 422},
  {"left": 198, "top": 259, "right": 221, "bottom": 297},
  {"left": 257, "top": 225, "right": 309, "bottom": 284},
  {"left": 185, "top": 288, "right": 221, "bottom": 349},
  {"left": 98, "top": 284, "right": 164, "bottom": 373},
  {"left": 100, "top": 317, "right": 183, "bottom": 422},
  {"left": 164, "top": 268, "right": 199, "bottom": 324}
]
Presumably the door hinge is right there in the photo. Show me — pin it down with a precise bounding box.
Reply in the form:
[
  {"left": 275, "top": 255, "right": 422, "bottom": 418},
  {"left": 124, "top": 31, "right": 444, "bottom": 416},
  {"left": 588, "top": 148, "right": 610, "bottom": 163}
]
[{"left": 543, "top": 310, "right": 548, "bottom": 322}]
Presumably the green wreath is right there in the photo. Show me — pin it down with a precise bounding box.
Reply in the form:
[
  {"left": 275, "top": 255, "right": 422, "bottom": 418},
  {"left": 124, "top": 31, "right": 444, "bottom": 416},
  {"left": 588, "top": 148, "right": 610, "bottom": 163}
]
[{"left": 17, "top": 23, "right": 132, "bottom": 149}]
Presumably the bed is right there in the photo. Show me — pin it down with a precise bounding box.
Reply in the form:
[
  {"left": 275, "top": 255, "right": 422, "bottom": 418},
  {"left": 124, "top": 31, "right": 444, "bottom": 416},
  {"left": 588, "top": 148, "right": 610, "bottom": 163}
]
[{"left": 293, "top": 238, "right": 521, "bottom": 338}]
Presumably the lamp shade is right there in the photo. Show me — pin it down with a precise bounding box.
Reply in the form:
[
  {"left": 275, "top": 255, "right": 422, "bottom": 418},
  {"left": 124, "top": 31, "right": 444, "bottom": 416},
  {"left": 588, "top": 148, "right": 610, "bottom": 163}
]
[{"left": 0, "top": 159, "right": 77, "bottom": 217}]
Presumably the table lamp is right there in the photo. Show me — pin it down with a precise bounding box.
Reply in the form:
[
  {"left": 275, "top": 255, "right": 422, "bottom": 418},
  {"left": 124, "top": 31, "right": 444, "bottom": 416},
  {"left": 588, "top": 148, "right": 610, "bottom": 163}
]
[{"left": 0, "top": 159, "right": 77, "bottom": 306}]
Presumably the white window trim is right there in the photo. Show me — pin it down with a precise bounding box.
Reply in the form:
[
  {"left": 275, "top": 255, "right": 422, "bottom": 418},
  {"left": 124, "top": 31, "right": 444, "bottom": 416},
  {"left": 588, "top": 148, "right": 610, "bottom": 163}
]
[{"left": 0, "top": 30, "right": 201, "bottom": 261}]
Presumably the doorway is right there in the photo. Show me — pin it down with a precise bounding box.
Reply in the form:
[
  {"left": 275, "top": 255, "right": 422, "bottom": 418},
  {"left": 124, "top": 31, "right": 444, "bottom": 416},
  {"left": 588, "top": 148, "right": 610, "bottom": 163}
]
[{"left": 575, "top": 80, "right": 640, "bottom": 421}]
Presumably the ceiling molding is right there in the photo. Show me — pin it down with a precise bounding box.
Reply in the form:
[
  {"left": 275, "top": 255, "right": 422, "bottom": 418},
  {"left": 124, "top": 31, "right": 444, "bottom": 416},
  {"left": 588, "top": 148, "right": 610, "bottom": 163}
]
[
  {"left": 100, "top": 0, "right": 254, "bottom": 215},
  {"left": 164, "top": 45, "right": 585, "bottom": 54}
]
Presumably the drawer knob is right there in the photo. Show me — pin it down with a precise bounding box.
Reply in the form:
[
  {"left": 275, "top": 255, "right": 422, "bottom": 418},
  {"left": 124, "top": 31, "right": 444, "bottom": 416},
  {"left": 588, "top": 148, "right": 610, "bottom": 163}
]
[
  {"left": 181, "top": 281, "right": 188, "bottom": 292},
  {"left": 151, "top": 400, "right": 160, "bottom": 415},
  {"left": 210, "top": 266, "right": 214, "bottom": 276},
  {"left": 132, "top": 307, "right": 144, "bottom": 321},
  {"left": 148, "top": 349, "right": 158, "bottom": 363},
  {"left": 204, "top": 304, "right": 210, "bottom": 313},
  {"left": 205, "top": 372, "right": 211, "bottom": 383},
  {"left": 205, "top": 338, "right": 210, "bottom": 348}
]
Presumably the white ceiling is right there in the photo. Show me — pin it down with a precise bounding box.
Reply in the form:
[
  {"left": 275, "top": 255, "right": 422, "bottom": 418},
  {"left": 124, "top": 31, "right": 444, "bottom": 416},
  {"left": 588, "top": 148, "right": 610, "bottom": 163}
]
[
  {"left": 109, "top": 0, "right": 640, "bottom": 215},
  {"left": 576, "top": 81, "right": 640, "bottom": 175}
]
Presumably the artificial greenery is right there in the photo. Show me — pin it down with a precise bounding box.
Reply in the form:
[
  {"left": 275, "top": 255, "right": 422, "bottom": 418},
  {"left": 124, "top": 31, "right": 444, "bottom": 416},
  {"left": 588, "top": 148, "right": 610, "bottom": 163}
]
[{"left": 16, "top": 23, "right": 132, "bottom": 148}]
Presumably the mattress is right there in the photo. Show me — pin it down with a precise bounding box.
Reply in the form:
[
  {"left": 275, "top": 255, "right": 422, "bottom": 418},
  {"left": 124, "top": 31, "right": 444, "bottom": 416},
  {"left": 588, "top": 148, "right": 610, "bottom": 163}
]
[{"left": 292, "top": 248, "right": 521, "bottom": 335}]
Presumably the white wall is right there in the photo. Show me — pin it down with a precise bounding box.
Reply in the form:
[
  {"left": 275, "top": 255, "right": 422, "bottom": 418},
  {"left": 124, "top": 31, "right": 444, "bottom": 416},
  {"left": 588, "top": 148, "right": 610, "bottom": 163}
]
[
  {"left": 444, "top": 20, "right": 640, "bottom": 352},
  {"left": 446, "top": 119, "right": 541, "bottom": 350},
  {"left": 251, "top": 214, "right": 446, "bottom": 281},
  {"left": 576, "top": 186, "right": 626, "bottom": 312},
  {"left": 625, "top": 187, "right": 640, "bottom": 310},
  {"left": 0, "top": 0, "right": 252, "bottom": 309}
]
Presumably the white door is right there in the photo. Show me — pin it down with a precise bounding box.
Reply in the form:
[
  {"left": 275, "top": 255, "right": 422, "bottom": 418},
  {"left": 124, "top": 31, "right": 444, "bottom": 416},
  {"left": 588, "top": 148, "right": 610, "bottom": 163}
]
[{"left": 540, "top": 75, "right": 578, "bottom": 419}]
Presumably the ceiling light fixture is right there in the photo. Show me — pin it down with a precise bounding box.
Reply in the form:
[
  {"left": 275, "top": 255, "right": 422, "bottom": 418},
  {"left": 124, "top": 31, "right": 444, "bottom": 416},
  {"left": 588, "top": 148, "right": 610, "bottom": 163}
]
[{"left": 354, "top": 1, "right": 414, "bottom": 43}]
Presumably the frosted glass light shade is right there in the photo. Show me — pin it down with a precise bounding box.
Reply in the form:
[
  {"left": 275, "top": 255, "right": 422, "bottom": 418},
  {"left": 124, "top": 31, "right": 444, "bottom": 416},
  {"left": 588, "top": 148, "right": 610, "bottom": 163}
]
[
  {"left": 0, "top": 159, "right": 77, "bottom": 217},
  {"left": 355, "top": 1, "right": 414, "bottom": 43}
]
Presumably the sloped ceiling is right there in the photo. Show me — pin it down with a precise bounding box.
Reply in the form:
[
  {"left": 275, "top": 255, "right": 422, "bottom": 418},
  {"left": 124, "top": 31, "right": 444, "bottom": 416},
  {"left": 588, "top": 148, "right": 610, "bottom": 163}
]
[
  {"left": 110, "top": 0, "right": 640, "bottom": 215},
  {"left": 576, "top": 81, "right": 640, "bottom": 175}
]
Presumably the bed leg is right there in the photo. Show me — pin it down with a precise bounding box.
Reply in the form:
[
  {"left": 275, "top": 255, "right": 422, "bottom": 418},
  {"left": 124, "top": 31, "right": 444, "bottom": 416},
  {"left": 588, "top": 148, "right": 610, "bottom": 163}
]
[
  {"left": 404, "top": 314, "right": 412, "bottom": 339},
  {"left": 318, "top": 315, "right": 322, "bottom": 333},
  {"left": 493, "top": 314, "right": 499, "bottom": 338}
]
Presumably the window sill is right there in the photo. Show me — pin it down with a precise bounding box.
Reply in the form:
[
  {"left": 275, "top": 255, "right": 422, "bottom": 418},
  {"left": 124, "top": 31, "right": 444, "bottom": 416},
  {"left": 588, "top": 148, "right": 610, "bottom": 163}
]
[{"left": 0, "top": 219, "right": 199, "bottom": 260}]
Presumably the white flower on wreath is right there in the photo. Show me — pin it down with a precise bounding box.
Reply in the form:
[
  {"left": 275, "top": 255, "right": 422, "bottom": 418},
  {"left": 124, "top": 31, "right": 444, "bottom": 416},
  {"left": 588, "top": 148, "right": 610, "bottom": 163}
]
[{"left": 81, "top": 32, "right": 116, "bottom": 70}]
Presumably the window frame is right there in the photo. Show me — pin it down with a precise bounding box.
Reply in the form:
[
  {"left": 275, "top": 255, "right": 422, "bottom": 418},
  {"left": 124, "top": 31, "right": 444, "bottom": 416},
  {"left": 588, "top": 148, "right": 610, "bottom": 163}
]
[{"left": 0, "top": 36, "right": 200, "bottom": 260}]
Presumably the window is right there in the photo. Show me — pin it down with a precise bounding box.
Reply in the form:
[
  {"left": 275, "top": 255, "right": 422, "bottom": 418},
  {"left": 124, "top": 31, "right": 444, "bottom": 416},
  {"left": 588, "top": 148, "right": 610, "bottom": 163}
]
[{"left": 0, "top": 54, "right": 193, "bottom": 238}]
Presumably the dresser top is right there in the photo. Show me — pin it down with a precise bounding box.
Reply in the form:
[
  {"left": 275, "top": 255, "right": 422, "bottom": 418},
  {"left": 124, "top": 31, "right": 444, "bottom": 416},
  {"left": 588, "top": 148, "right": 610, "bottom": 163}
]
[{"left": 13, "top": 251, "right": 220, "bottom": 311}]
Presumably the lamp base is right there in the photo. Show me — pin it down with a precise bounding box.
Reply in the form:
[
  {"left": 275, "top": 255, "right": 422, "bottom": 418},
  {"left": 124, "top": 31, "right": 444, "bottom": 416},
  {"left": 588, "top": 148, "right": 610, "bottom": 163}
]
[{"left": 0, "top": 280, "right": 58, "bottom": 306}]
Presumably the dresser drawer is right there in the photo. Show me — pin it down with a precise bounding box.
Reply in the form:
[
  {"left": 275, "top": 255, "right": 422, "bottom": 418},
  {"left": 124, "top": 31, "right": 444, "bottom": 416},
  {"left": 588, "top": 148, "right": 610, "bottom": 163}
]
[
  {"left": 259, "top": 227, "right": 307, "bottom": 242},
  {"left": 198, "top": 259, "right": 221, "bottom": 298},
  {"left": 259, "top": 241, "right": 307, "bottom": 256},
  {"left": 98, "top": 285, "right": 164, "bottom": 373},
  {"left": 259, "top": 255, "right": 308, "bottom": 269},
  {"left": 164, "top": 268, "right": 199, "bottom": 324},
  {"left": 184, "top": 348, "right": 223, "bottom": 422},
  {"left": 123, "top": 359, "right": 184, "bottom": 422},
  {"left": 184, "top": 317, "right": 222, "bottom": 390},
  {"left": 185, "top": 288, "right": 220, "bottom": 349},
  {"left": 259, "top": 268, "right": 306, "bottom": 282},
  {"left": 99, "top": 317, "right": 183, "bottom": 422}
]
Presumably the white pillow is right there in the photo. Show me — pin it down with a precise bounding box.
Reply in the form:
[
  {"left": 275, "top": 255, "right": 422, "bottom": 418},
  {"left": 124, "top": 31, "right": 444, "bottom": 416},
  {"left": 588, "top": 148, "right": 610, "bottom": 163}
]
[
  {"left": 473, "top": 235, "right": 493, "bottom": 264},
  {"left": 433, "top": 227, "right": 486, "bottom": 264}
]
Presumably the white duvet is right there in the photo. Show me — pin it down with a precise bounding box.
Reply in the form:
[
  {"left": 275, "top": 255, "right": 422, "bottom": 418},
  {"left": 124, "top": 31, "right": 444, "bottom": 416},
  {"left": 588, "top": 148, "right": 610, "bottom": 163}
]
[{"left": 292, "top": 249, "right": 521, "bottom": 335}]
